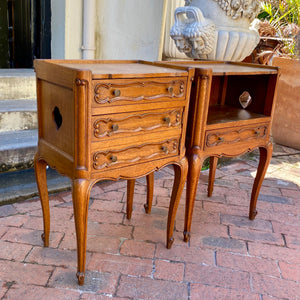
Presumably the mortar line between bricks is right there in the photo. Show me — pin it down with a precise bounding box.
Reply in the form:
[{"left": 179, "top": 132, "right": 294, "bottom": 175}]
[
  {"left": 45, "top": 266, "right": 56, "bottom": 287},
  {"left": 1, "top": 281, "right": 16, "bottom": 300},
  {"left": 282, "top": 234, "right": 287, "bottom": 247},
  {"left": 23, "top": 245, "right": 35, "bottom": 262},
  {"left": 151, "top": 243, "right": 158, "bottom": 279}
]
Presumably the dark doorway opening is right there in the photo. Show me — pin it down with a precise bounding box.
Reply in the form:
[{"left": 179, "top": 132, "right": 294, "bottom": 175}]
[{"left": 0, "top": 0, "right": 51, "bottom": 68}]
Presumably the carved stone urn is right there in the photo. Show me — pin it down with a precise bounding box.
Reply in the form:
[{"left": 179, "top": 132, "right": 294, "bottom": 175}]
[{"left": 170, "top": 0, "right": 262, "bottom": 61}]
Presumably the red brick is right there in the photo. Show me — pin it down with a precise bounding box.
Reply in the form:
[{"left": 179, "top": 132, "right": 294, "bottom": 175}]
[
  {"left": 226, "top": 195, "right": 251, "bottom": 207},
  {"left": 81, "top": 294, "right": 128, "bottom": 300},
  {"left": 0, "top": 205, "right": 17, "bottom": 217},
  {"left": 248, "top": 242, "right": 300, "bottom": 264},
  {"left": 189, "top": 222, "right": 230, "bottom": 238},
  {"left": 48, "top": 267, "right": 119, "bottom": 294},
  {"left": 279, "top": 261, "right": 300, "bottom": 282},
  {"left": 230, "top": 227, "right": 285, "bottom": 246},
  {"left": 90, "top": 199, "right": 124, "bottom": 212},
  {"left": 190, "top": 283, "right": 260, "bottom": 300},
  {"left": 88, "top": 222, "right": 132, "bottom": 238},
  {"left": 203, "top": 201, "right": 248, "bottom": 217},
  {"left": 2, "top": 227, "right": 63, "bottom": 248},
  {"left": 124, "top": 210, "right": 167, "bottom": 228},
  {"left": 272, "top": 221, "right": 300, "bottom": 237},
  {"left": 99, "top": 180, "right": 126, "bottom": 192},
  {"left": 281, "top": 188, "right": 300, "bottom": 199},
  {"left": 185, "top": 263, "right": 251, "bottom": 290},
  {"left": 23, "top": 215, "right": 75, "bottom": 234},
  {"left": 252, "top": 273, "right": 300, "bottom": 299},
  {"left": 88, "top": 253, "right": 152, "bottom": 277},
  {"left": 90, "top": 190, "right": 124, "bottom": 202},
  {"left": 0, "top": 240, "right": 32, "bottom": 261},
  {"left": 193, "top": 236, "right": 248, "bottom": 254},
  {"left": 116, "top": 275, "right": 188, "bottom": 299},
  {"left": 0, "top": 281, "right": 8, "bottom": 299},
  {"left": 89, "top": 184, "right": 104, "bottom": 197},
  {"left": 0, "top": 260, "right": 53, "bottom": 285},
  {"left": 257, "top": 210, "right": 300, "bottom": 225},
  {"left": 120, "top": 239, "right": 155, "bottom": 258},
  {"left": 154, "top": 259, "right": 184, "bottom": 282},
  {"left": 88, "top": 210, "right": 124, "bottom": 224},
  {"left": 25, "top": 246, "right": 91, "bottom": 269},
  {"left": 60, "top": 233, "right": 121, "bottom": 254},
  {"left": 272, "top": 203, "right": 300, "bottom": 215},
  {"left": 155, "top": 243, "right": 215, "bottom": 265},
  {"left": 216, "top": 252, "right": 280, "bottom": 277},
  {"left": 3, "top": 284, "right": 80, "bottom": 300},
  {"left": 0, "top": 226, "right": 8, "bottom": 238},
  {"left": 0, "top": 214, "right": 28, "bottom": 227},
  {"left": 221, "top": 214, "right": 273, "bottom": 232},
  {"left": 285, "top": 235, "right": 300, "bottom": 249},
  {"left": 133, "top": 225, "right": 166, "bottom": 244}
]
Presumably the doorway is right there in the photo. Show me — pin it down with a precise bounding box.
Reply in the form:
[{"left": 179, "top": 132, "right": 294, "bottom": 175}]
[{"left": 0, "top": 0, "right": 51, "bottom": 68}]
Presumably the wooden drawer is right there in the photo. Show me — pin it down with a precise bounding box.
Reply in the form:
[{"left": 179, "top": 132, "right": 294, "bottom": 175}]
[
  {"left": 204, "top": 124, "right": 269, "bottom": 149},
  {"left": 91, "top": 108, "right": 183, "bottom": 142},
  {"left": 92, "top": 77, "right": 187, "bottom": 109},
  {"left": 92, "top": 137, "right": 180, "bottom": 171}
]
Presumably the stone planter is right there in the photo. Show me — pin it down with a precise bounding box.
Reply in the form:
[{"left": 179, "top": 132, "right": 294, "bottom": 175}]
[
  {"left": 271, "top": 57, "right": 300, "bottom": 149},
  {"left": 170, "top": 0, "right": 261, "bottom": 61}
]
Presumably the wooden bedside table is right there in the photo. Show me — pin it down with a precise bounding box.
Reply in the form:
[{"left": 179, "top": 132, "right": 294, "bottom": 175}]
[
  {"left": 34, "top": 60, "right": 194, "bottom": 285},
  {"left": 140, "top": 61, "right": 279, "bottom": 242}
]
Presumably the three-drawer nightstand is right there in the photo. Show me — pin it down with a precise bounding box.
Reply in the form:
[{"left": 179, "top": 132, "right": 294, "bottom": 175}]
[{"left": 34, "top": 60, "right": 194, "bottom": 285}]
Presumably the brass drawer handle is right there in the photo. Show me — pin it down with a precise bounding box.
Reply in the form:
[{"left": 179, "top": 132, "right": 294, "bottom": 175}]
[
  {"left": 110, "top": 155, "right": 118, "bottom": 162},
  {"left": 113, "top": 89, "right": 121, "bottom": 97},
  {"left": 163, "top": 117, "right": 171, "bottom": 125},
  {"left": 111, "top": 124, "right": 119, "bottom": 131},
  {"left": 167, "top": 86, "right": 173, "bottom": 93},
  {"left": 161, "top": 146, "right": 168, "bottom": 154}
]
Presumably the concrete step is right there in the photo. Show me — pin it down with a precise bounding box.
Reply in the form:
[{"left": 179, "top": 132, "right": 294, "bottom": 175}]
[
  {"left": 0, "top": 69, "right": 36, "bottom": 100},
  {"left": 0, "top": 167, "right": 71, "bottom": 206},
  {"left": 0, "top": 99, "right": 37, "bottom": 132},
  {"left": 0, "top": 129, "right": 38, "bottom": 172}
]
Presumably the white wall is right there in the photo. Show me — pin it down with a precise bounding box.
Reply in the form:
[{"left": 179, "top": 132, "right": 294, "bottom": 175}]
[
  {"left": 95, "top": 0, "right": 165, "bottom": 60},
  {"left": 51, "top": 0, "right": 82, "bottom": 59},
  {"left": 51, "top": 0, "right": 165, "bottom": 60}
]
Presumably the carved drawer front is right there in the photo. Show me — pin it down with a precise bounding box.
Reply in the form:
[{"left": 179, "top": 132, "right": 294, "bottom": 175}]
[
  {"left": 205, "top": 124, "right": 269, "bottom": 149},
  {"left": 92, "top": 108, "right": 183, "bottom": 141},
  {"left": 92, "top": 138, "right": 179, "bottom": 171},
  {"left": 92, "top": 77, "right": 187, "bottom": 107}
]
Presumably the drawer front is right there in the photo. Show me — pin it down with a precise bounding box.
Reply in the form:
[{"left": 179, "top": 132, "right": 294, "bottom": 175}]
[
  {"left": 92, "top": 138, "right": 179, "bottom": 171},
  {"left": 92, "top": 108, "right": 183, "bottom": 141},
  {"left": 92, "top": 77, "right": 187, "bottom": 108},
  {"left": 205, "top": 124, "right": 269, "bottom": 149}
]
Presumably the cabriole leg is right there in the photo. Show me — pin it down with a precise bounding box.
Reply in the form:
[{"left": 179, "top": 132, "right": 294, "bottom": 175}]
[
  {"left": 207, "top": 156, "right": 218, "bottom": 197},
  {"left": 145, "top": 173, "right": 154, "bottom": 213},
  {"left": 167, "top": 157, "right": 188, "bottom": 249},
  {"left": 126, "top": 179, "right": 135, "bottom": 220},
  {"left": 72, "top": 179, "right": 91, "bottom": 286},
  {"left": 34, "top": 154, "right": 50, "bottom": 247},
  {"left": 184, "top": 153, "right": 204, "bottom": 243},
  {"left": 249, "top": 143, "right": 273, "bottom": 220}
]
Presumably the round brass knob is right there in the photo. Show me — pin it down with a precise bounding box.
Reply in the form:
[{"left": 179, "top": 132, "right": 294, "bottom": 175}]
[
  {"left": 113, "top": 89, "right": 121, "bottom": 97},
  {"left": 111, "top": 124, "right": 119, "bottom": 131},
  {"left": 110, "top": 155, "right": 117, "bottom": 162},
  {"left": 167, "top": 86, "right": 173, "bottom": 93},
  {"left": 163, "top": 117, "right": 170, "bottom": 124},
  {"left": 161, "top": 146, "right": 168, "bottom": 153}
]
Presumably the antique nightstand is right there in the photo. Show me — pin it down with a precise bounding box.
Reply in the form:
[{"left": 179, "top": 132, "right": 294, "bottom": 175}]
[
  {"left": 34, "top": 60, "right": 194, "bottom": 285},
  {"left": 139, "top": 61, "right": 279, "bottom": 242}
]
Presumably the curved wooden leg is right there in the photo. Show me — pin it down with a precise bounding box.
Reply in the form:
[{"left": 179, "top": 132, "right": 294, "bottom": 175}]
[
  {"left": 166, "top": 156, "right": 188, "bottom": 249},
  {"left": 145, "top": 172, "right": 154, "bottom": 214},
  {"left": 72, "top": 179, "right": 91, "bottom": 286},
  {"left": 249, "top": 143, "right": 273, "bottom": 220},
  {"left": 184, "top": 153, "right": 204, "bottom": 243},
  {"left": 127, "top": 179, "right": 135, "bottom": 220},
  {"left": 207, "top": 156, "right": 218, "bottom": 197},
  {"left": 34, "top": 154, "right": 50, "bottom": 247}
]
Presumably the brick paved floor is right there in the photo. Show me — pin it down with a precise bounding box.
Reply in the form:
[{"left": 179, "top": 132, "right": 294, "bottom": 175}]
[{"left": 0, "top": 145, "right": 299, "bottom": 299}]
